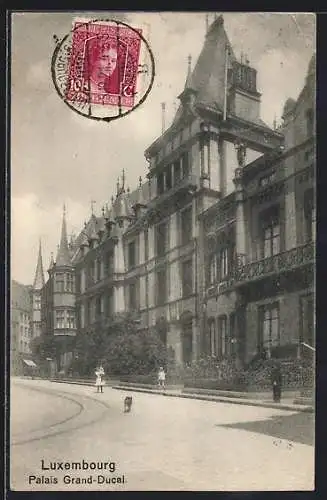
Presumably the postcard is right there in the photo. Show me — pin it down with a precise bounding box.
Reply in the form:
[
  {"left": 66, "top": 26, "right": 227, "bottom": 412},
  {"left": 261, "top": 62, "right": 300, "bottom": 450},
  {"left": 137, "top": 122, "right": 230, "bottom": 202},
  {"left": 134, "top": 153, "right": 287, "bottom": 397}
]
[{"left": 9, "top": 11, "right": 315, "bottom": 492}]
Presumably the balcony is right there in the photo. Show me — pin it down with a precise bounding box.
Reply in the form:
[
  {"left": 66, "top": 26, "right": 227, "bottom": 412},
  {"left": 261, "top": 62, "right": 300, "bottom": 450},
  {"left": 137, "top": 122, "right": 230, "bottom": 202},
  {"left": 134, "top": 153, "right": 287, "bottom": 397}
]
[
  {"left": 235, "top": 242, "right": 314, "bottom": 284},
  {"left": 150, "top": 174, "right": 198, "bottom": 211},
  {"left": 206, "top": 242, "right": 315, "bottom": 297}
]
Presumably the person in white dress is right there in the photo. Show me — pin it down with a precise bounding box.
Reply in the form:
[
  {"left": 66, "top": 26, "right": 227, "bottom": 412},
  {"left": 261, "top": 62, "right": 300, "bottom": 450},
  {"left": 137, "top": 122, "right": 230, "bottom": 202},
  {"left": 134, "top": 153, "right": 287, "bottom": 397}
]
[
  {"left": 158, "top": 367, "right": 166, "bottom": 391},
  {"left": 95, "top": 365, "right": 105, "bottom": 393}
]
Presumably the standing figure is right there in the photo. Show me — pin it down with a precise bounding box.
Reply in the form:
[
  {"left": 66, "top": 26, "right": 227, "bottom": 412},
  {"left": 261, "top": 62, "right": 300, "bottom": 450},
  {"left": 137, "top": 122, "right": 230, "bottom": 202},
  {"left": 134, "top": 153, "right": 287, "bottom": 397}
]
[
  {"left": 271, "top": 363, "right": 282, "bottom": 403},
  {"left": 158, "top": 366, "right": 166, "bottom": 391},
  {"left": 95, "top": 365, "right": 105, "bottom": 393}
]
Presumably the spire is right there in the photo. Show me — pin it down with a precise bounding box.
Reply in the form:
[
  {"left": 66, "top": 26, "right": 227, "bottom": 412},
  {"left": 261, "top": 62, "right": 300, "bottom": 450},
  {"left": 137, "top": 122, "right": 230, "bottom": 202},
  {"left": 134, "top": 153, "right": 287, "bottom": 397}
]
[
  {"left": 48, "top": 252, "right": 54, "bottom": 273},
  {"left": 33, "top": 239, "right": 45, "bottom": 289},
  {"left": 56, "top": 204, "right": 72, "bottom": 267},
  {"left": 121, "top": 169, "right": 126, "bottom": 193},
  {"left": 183, "top": 55, "right": 196, "bottom": 91}
]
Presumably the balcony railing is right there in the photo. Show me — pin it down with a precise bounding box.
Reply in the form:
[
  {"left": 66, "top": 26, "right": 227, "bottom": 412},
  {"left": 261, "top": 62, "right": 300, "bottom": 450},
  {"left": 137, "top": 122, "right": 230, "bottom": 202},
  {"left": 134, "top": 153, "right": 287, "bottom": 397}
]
[
  {"left": 235, "top": 241, "right": 314, "bottom": 284},
  {"left": 154, "top": 174, "right": 198, "bottom": 203},
  {"left": 206, "top": 241, "right": 315, "bottom": 296}
]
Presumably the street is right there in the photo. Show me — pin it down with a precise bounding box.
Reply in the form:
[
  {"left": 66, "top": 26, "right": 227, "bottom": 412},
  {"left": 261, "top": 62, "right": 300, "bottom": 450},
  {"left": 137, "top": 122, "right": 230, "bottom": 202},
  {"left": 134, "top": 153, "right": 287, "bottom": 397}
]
[{"left": 10, "top": 378, "right": 314, "bottom": 491}]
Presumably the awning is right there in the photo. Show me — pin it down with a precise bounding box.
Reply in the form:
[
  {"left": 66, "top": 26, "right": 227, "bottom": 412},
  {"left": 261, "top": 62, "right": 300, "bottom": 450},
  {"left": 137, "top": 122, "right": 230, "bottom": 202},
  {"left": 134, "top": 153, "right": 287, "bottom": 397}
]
[{"left": 23, "top": 359, "right": 37, "bottom": 367}]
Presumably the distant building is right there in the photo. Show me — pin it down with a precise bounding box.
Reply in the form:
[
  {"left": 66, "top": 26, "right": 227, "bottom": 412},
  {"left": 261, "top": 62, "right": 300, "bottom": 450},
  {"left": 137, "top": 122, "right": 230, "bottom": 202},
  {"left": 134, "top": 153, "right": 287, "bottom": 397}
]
[
  {"left": 38, "top": 16, "right": 315, "bottom": 374},
  {"left": 11, "top": 280, "right": 33, "bottom": 374}
]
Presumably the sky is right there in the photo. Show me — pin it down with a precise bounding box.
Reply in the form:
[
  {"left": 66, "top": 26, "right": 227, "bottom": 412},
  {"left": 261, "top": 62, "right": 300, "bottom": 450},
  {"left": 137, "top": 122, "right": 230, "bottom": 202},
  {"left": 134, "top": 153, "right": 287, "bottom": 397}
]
[{"left": 10, "top": 12, "right": 315, "bottom": 285}]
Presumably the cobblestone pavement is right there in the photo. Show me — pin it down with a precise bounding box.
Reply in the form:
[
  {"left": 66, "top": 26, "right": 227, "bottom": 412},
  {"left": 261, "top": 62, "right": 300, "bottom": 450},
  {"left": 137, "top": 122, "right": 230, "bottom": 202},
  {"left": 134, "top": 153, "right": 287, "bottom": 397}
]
[{"left": 10, "top": 378, "right": 314, "bottom": 492}]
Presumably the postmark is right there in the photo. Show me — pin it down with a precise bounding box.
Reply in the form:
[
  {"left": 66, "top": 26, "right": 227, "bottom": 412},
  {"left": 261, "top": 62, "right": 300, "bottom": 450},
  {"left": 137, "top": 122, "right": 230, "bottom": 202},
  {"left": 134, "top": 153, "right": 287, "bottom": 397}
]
[{"left": 51, "top": 19, "right": 155, "bottom": 122}]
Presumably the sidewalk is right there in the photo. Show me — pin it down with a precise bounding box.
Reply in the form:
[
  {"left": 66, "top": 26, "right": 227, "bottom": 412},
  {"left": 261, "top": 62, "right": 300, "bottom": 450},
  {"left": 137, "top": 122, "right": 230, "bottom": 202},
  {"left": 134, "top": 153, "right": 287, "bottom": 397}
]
[{"left": 49, "top": 378, "right": 314, "bottom": 413}]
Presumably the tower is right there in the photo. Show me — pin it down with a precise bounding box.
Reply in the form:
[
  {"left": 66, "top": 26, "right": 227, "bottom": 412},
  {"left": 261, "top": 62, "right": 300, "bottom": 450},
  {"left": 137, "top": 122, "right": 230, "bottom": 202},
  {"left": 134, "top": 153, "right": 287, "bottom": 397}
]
[
  {"left": 53, "top": 205, "right": 77, "bottom": 372},
  {"left": 31, "top": 239, "right": 45, "bottom": 339}
]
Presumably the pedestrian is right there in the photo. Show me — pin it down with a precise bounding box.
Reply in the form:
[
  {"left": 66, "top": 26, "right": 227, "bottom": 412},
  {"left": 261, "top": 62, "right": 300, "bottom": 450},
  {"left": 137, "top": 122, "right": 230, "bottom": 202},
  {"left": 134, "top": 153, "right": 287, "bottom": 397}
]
[
  {"left": 158, "top": 366, "right": 166, "bottom": 391},
  {"left": 95, "top": 365, "right": 105, "bottom": 393},
  {"left": 271, "top": 362, "right": 282, "bottom": 403}
]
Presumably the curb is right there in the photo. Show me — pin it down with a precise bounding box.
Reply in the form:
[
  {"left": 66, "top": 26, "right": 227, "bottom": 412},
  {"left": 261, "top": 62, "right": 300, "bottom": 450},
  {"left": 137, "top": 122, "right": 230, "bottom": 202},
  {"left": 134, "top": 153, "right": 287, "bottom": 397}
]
[
  {"left": 112, "top": 385, "right": 314, "bottom": 413},
  {"left": 48, "top": 379, "right": 314, "bottom": 413}
]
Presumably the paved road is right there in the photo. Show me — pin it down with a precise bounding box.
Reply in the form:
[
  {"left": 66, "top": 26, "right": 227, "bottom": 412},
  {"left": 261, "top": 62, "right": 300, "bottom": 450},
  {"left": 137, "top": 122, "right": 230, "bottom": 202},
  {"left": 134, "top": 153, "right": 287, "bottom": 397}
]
[{"left": 10, "top": 378, "right": 314, "bottom": 491}]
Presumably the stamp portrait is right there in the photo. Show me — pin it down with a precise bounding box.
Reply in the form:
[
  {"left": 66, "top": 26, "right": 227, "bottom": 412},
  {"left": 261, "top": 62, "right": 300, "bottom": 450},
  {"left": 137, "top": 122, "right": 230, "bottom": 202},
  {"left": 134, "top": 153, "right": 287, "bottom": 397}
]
[{"left": 66, "top": 22, "right": 142, "bottom": 108}]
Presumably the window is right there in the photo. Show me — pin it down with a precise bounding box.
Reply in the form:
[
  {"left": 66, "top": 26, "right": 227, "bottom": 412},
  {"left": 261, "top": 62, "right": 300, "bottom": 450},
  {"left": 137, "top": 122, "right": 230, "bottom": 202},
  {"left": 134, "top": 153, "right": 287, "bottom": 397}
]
[
  {"left": 258, "top": 303, "right": 280, "bottom": 355},
  {"left": 157, "top": 172, "right": 164, "bottom": 195},
  {"left": 209, "top": 255, "right": 217, "bottom": 284},
  {"left": 80, "top": 305, "right": 85, "bottom": 329},
  {"left": 182, "top": 259, "right": 193, "bottom": 296},
  {"left": 67, "top": 311, "right": 76, "bottom": 329},
  {"left": 105, "top": 289, "right": 114, "bottom": 317},
  {"left": 129, "top": 282, "right": 138, "bottom": 311},
  {"left": 128, "top": 241, "right": 136, "bottom": 269},
  {"left": 104, "top": 251, "right": 114, "bottom": 276},
  {"left": 165, "top": 166, "right": 172, "bottom": 190},
  {"left": 144, "top": 230, "right": 149, "bottom": 262},
  {"left": 66, "top": 273, "right": 74, "bottom": 293},
  {"left": 209, "top": 319, "right": 217, "bottom": 356},
  {"left": 218, "top": 316, "right": 228, "bottom": 357},
  {"left": 181, "top": 151, "right": 189, "bottom": 178},
  {"left": 174, "top": 159, "right": 181, "bottom": 185},
  {"left": 55, "top": 273, "right": 65, "bottom": 292},
  {"left": 156, "top": 269, "right": 167, "bottom": 306},
  {"left": 306, "top": 108, "right": 314, "bottom": 137},
  {"left": 35, "top": 296, "right": 41, "bottom": 310},
  {"left": 56, "top": 310, "right": 65, "bottom": 329},
  {"left": 304, "top": 190, "right": 315, "bottom": 242},
  {"left": 181, "top": 207, "right": 192, "bottom": 246},
  {"left": 96, "top": 259, "right": 102, "bottom": 281},
  {"left": 89, "top": 262, "right": 96, "bottom": 284},
  {"left": 96, "top": 296, "right": 102, "bottom": 318},
  {"left": 156, "top": 222, "right": 167, "bottom": 257},
  {"left": 261, "top": 210, "right": 280, "bottom": 258},
  {"left": 219, "top": 248, "right": 229, "bottom": 279}
]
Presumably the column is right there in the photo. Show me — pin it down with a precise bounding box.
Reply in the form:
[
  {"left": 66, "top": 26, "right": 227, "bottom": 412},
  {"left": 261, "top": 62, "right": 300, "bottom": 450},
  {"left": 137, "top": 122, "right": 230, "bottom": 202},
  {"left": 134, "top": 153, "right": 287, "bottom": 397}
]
[
  {"left": 233, "top": 168, "right": 246, "bottom": 264},
  {"left": 114, "top": 237, "right": 125, "bottom": 273},
  {"left": 284, "top": 177, "right": 297, "bottom": 250},
  {"left": 114, "top": 285, "right": 125, "bottom": 313},
  {"left": 148, "top": 226, "right": 155, "bottom": 260},
  {"left": 192, "top": 317, "right": 200, "bottom": 361},
  {"left": 139, "top": 231, "right": 145, "bottom": 264},
  {"left": 148, "top": 271, "right": 155, "bottom": 308},
  {"left": 170, "top": 212, "right": 178, "bottom": 249},
  {"left": 139, "top": 276, "right": 146, "bottom": 309},
  {"left": 209, "top": 137, "right": 220, "bottom": 192},
  {"left": 200, "top": 137, "right": 210, "bottom": 188}
]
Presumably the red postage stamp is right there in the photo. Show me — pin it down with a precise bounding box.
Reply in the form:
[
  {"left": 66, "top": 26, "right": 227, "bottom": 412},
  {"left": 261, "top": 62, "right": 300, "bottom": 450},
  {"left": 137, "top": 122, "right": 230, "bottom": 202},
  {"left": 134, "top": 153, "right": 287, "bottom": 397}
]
[{"left": 65, "top": 21, "right": 142, "bottom": 108}]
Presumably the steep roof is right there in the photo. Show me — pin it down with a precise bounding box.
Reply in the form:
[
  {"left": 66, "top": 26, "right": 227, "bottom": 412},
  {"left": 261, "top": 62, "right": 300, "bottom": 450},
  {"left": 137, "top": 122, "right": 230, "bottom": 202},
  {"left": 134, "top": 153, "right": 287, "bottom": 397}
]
[
  {"left": 172, "top": 15, "right": 235, "bottom": 126},
  {"left": 33, "top": 240, "right": 45, "bottom": 290},
  {"left": 56, "top": 206, "right": 72, "bottom": 267}
]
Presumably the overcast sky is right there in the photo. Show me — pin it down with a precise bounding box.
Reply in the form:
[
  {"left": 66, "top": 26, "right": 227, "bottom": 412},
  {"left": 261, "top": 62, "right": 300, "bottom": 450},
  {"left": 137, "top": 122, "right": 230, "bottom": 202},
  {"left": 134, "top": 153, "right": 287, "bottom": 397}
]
[{"left": 11, "top": 12, "right": 315, "bottom": 285}]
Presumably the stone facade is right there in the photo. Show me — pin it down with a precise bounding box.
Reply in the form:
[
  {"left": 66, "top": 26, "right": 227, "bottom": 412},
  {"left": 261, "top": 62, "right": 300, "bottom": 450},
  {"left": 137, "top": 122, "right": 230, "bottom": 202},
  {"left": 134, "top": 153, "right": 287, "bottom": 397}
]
[{"left": 38, "top": 16, "right": 315, "bottom": 372}]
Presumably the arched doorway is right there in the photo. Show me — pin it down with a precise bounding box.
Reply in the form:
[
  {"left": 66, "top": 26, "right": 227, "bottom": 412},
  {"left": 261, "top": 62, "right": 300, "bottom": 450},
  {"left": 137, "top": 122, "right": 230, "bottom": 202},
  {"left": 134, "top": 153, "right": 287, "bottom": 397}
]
[{"left": 180, "top": 311, "right": 193, "bottom": 365}]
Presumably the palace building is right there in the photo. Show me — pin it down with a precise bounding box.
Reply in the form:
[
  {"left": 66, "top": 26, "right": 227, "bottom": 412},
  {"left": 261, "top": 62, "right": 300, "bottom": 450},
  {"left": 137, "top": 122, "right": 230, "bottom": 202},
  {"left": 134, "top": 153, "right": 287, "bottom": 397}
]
[{"left": 36, "top": 15, "right": 315, "bottom": 373}]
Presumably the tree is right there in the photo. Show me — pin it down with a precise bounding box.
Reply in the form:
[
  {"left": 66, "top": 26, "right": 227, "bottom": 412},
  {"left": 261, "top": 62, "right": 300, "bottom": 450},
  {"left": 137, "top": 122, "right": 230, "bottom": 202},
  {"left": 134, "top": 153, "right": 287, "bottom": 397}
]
[
  {"left": 30, "top": 334, "right": 56, "bottom": 362},
  {"left": 104, "top": 327, "right": 167, "bottom": 375}
]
